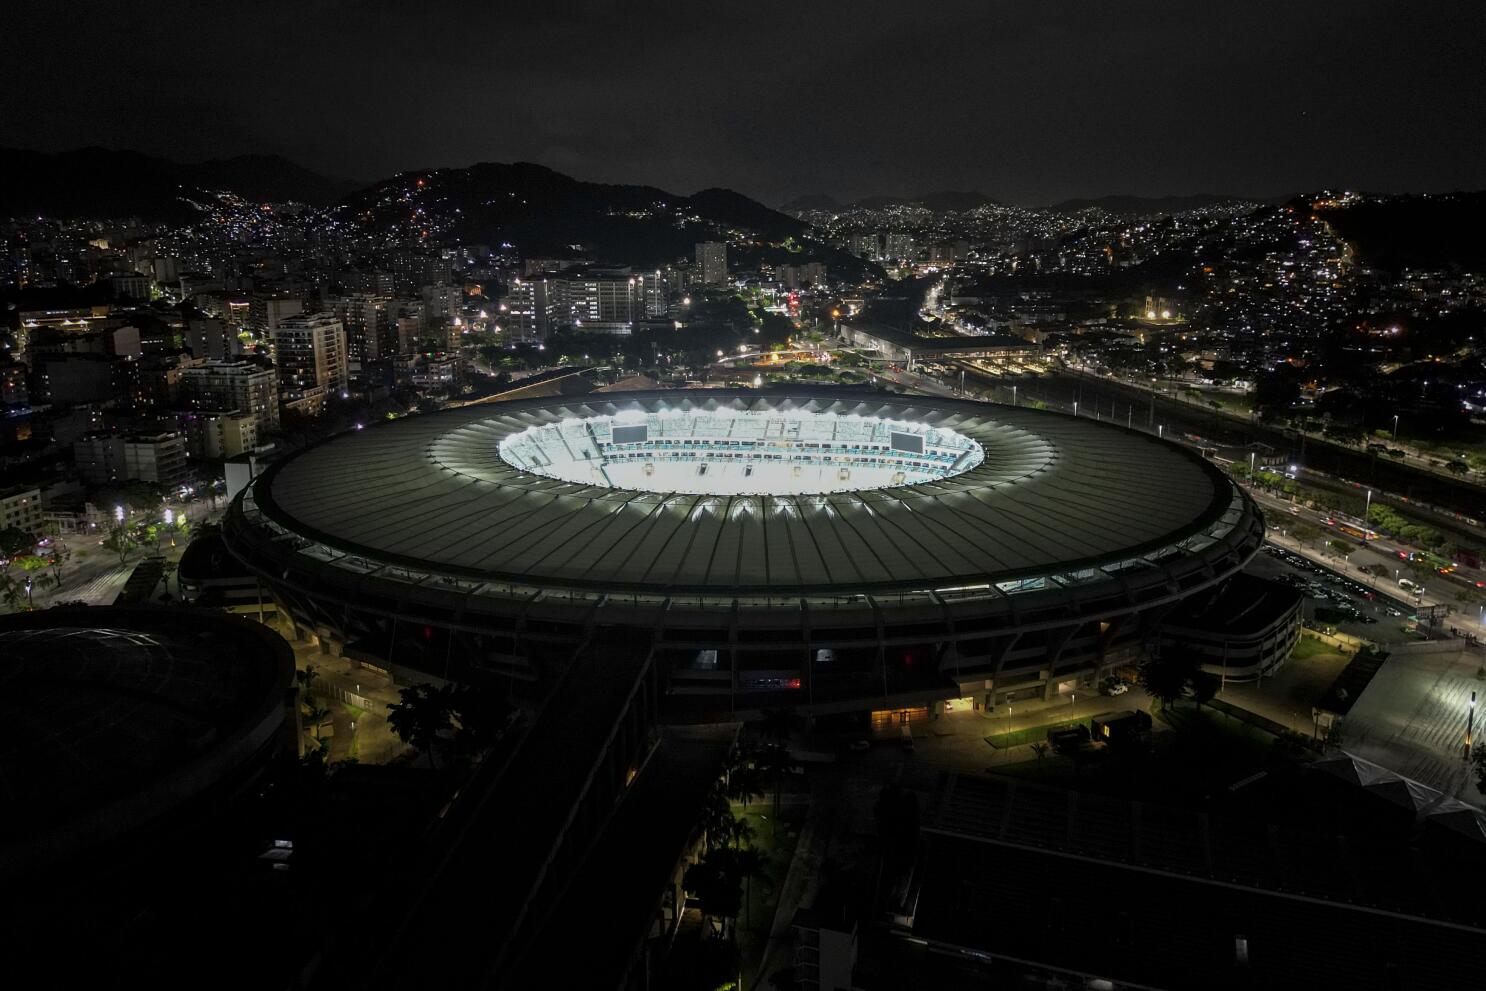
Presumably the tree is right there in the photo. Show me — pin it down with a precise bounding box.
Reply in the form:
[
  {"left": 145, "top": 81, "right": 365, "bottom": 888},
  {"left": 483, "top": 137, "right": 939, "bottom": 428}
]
[
  {"left": 446, "top": 683, "right": 514, "bottom": 756},
  {"left": 1030, "top": 741, "right": 1050, "bottom": 774},
  {"left": 1189, "top": 670, "right": 1221, "bottom": 711},
  {"left": 1329, "top": 538, "right": 1353, "bottom": 557},
  {"left": 735, "top": 845, "right": 769, "bottom": 932},
  {"left": 0, "top": 526, "right": 37, "bottom": 562},
  {"left": 386, "top": 683, "right": 454, "bottom": 767},
  {"left": 755, "top": 743, "right": 798, "bottom": 831},
  {"left": 1290, "top": 522, "right": 1322, "bottom": 547},
  {"left": 683, "top": 847, "right": 746, "bottom": 942},
  {"left": 694, "top": 780, "right": 734, "bottom": 852},
  {"left": 1473, "top": 743, "right": 1486, "bottom": 794},
  {"left": 1139, "top": 651, "right": 1195, "bottom": 710},
  {"left": 101, "top": 527, "right": 138, "bottom": 566},
  {"left": 0, "top": 574, "right": 26, "bottom": 612},
  {"left": 725, "top": 750, "right": 765, "bottom": 810},
  {"left": 726, "top": 814, "right": 756, "bottom": 851}
]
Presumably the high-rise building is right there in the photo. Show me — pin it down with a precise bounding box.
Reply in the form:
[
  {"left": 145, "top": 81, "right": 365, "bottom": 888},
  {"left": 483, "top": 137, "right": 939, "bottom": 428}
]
[
  {"left": 421, "top": 284, "right": 465, "bottom": 349},
  {"left": 565, "top": 270, "right": 666, "bottom": 335},
  {"left": 273, "top": 313, "right": 347, "bottom": 413},
  {"left": 1, "top": 361, "right": 30, "bottom": 404},
  {"left": 847, "top": 233, "right": 881, "bottom": 260},
  {"left": 330, "top": 293, "right": 392, "bottom": 368},
  {"left": 501, "top": 277, "right": 561, "bottom": 343},
  {"left": 248, "top": 293, "right": 303, "bottom": 335},
  {"left": 883, "top": 233, "right": 916, "bottom": 261},
  {"left": 175, "top": 410, "right": 260, "bottom": 460},
  {"left": 502, "top": 270, "right": 668, "bottom": 339},
  {"left": 74, "top": 431, "right": 191, "bottom": 487},
  {"left": 695, "top": 242, "right": 728, "bottom": 286},
  {"left": 179, "top": 359, "right": 280, "bottom": 432},
  {"left": 778, "top": 262, "right": 827, "bottom": 289},
  {"left": 185, "top": 314, "right": 242, "bottom": 361}
]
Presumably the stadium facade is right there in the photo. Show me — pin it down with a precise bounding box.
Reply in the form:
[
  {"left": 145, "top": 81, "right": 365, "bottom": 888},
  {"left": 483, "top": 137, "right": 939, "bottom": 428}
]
[{"left": 223, "top": 389, "right": 1264, "bottom": 716}]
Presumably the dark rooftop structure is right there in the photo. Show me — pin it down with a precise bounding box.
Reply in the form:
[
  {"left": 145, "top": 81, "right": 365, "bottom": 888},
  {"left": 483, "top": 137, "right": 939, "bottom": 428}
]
[
  {"left": 0, "top": 606, "right": 294, "bottom": 885},
  {"left": 897, "top": 772, "right": 1486, "bottom": 990}
]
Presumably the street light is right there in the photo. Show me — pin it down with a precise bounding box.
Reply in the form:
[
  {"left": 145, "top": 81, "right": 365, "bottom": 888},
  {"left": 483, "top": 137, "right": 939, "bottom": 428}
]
[
  {"left": 1392, "top": 414, "right": 1399, "bottom": 443},
  {"left": 1466, "top": 691, "right": 1477, "bottom": 760}
]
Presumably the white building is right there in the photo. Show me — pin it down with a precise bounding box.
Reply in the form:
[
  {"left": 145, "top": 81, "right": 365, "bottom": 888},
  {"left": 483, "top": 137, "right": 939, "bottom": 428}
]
[
  {"left": 273, "top": 313, "right": 348, "bottom": 414},
  {"left": 0, "top": 485, "right": 44, "bottom": 536},
  {"left": 179, "top": 359, "right": 280, "bottom": 432}
]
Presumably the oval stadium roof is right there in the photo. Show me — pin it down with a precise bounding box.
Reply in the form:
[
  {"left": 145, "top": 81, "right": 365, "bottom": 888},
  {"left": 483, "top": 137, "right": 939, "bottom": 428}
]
[{"left": 251, "top": 389, "right": 1240, "bottom": 597}]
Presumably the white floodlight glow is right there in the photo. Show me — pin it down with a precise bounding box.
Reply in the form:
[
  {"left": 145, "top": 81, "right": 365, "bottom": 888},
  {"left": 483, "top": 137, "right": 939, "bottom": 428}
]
[{"left": 498, "top": 408, "right": 983, "bottom": 496}]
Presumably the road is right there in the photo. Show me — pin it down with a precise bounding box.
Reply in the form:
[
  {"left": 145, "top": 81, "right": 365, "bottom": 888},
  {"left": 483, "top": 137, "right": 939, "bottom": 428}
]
[
  {"left": 1069, "top": 362, "right": 1486, "bottom": 491},
  {"left": 1247, "top": 488, "right": 1486, "bottom": 637}
]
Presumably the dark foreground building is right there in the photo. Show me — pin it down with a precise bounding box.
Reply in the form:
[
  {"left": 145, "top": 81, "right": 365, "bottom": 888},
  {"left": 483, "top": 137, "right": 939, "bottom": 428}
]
[{"left": 0, "top": 607, "right": 296, "bottom": 982}]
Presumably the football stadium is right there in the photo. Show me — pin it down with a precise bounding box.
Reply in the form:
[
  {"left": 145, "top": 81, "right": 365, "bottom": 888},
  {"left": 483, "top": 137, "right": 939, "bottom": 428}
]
[{"left": 223, "top": 388, "right": 1264, "bottom": 716}]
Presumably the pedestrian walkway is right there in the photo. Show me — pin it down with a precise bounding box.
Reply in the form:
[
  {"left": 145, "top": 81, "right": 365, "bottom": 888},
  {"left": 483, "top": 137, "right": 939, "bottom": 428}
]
[{"left": 290, "top": 640, "right": 409, "bottom": 764}]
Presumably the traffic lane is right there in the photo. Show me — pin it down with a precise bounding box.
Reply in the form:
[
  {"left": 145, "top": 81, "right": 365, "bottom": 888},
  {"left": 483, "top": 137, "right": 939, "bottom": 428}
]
[{"left": 1249, "top": 491, "right": 1482, "bottom": 623}]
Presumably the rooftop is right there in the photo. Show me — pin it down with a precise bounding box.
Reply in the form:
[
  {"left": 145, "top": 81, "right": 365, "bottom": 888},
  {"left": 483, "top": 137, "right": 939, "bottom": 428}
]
[{"left": 250, "top": 388, "right": 1245, "bottom": 598}]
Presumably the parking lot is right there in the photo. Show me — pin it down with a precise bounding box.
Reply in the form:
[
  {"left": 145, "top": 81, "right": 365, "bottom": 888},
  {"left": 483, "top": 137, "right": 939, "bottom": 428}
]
[{"left": 1248, "top": 543, "right": 1422, "bottom": 645}]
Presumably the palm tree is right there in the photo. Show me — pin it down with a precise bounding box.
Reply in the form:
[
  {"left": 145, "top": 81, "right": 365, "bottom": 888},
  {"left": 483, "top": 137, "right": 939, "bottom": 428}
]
[
  {"left": 694, "top": 781, "right": 733, "bottom": 851},
  {"left": 1030, "top": 741, "right": 1050, "bottom": 774},
  {"left": 727, "top": 814, "right": 756, "bottom": 851},
  {"left": 734, "top": 845, "right": 769, "bottom": 933},
  {"left": 726, "top": 759, "right": 765, "bottom": 810},
  {"left": 754, "top": 743, "right": 797, "bottom": 834}
]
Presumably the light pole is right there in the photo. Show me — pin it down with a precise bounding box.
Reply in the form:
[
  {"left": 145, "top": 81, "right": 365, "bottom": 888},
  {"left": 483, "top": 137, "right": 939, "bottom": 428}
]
[
  {"left": 1466, "top": 691, "right": 1477, "bottom": 761},
  {"left": 1392, "top": 414, "right": 1399, "bottom": 443},
  {"left": 1364, "top": 488, "right": 1372, "bottom": 526},
  {"left": 1073, "top": 401, "right": 1079, "bottom": 418}
]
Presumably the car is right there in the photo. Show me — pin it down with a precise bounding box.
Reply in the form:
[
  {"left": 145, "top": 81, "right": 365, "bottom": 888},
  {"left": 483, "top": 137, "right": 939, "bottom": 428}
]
[
  {"left": 848, "top": 739, "right": 870, "bottom": 753},
  {"left": 1103, "top": 682, "right": 1130, "bottom": 696}
]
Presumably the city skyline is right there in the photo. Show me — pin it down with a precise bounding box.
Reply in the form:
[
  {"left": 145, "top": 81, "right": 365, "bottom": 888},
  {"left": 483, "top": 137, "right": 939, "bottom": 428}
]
[{"left": 5, "top": 1, "right": 1484, "bottom": 206}]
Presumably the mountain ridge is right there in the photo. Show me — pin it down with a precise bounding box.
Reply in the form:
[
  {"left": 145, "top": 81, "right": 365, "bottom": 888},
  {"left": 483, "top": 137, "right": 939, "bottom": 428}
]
[
  {"left": 0, "top": 146, "right": 365, "bottom": 219},
  {"left": 782, "top": 190, "right": 1002, "bottom": 213}
]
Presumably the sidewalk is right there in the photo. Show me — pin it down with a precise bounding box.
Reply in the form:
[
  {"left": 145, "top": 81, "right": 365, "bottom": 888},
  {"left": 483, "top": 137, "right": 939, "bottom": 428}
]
[{"left": 290, "top": 640, "right": 410, "bottom": 764}]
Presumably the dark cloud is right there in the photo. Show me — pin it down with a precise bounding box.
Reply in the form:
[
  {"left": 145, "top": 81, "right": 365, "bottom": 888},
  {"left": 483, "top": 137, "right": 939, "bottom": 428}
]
[{"left": 3, "top": 0, "right": 1482, "bottom": 205}]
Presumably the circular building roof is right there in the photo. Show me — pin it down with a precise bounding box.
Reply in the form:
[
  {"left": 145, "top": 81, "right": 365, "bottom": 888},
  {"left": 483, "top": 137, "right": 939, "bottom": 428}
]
[
  {"left": 248, "top": 389, "right": 1242, "bottom": 597},
  {"left": 0, "top": 607, "right": 293, "bottom": 878}
]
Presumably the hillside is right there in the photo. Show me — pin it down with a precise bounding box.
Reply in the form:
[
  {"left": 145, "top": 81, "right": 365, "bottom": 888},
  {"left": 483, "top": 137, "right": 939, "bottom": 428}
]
[
  {"left": 1048, "top": 193, "right": 1269, "bottom": 215},
  {"left": 0, "top": 147, "right": 364, "bottom": 220},
  {"left": 337, "top": 161, "right": 830, "bottom": 267},
  {"left": 1320, "top": 192, "right": 1486, "bottom": 272},
  {"left": 783, "top": 190, "right": 1001, "bottom": 213}
]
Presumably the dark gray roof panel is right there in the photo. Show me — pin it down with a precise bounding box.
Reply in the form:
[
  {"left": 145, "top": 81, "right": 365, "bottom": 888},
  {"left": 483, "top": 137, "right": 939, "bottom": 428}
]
[{"left": 256, "top": 390, "right": 1236, "bottom": 596}]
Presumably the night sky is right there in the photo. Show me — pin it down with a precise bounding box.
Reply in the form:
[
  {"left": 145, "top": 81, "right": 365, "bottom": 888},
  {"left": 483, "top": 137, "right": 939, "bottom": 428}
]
[{"left": 6, "top": 0, "right": 1483, "bottom": 206}]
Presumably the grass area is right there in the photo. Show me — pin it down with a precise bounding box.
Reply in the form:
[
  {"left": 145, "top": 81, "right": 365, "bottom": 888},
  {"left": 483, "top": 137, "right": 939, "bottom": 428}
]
[
  {"left": 1290, "top": 636, "right": 1337, "bottom": 662},
  {"left": 984, "top": 716, "right": 1087, "bottom": 750},
  {"left": 995, "top": 701, "right": 1303, "bottom": 806},
  {"left": 733, "top": 804, "right": 803, "bottom": 976}
]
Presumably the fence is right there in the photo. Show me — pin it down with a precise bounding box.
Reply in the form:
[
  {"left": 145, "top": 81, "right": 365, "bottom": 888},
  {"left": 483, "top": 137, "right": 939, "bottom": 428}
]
[{"left": 323, "top": 680, "right": 382, "bottom": 715}]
